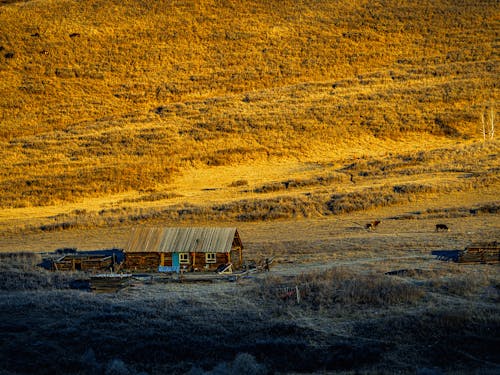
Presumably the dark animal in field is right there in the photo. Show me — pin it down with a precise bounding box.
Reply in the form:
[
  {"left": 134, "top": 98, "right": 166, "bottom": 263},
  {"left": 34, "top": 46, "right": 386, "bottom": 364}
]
[
  {"left": 435, "top": 223, "right": 449, "bottom": 232},
  {"left": 365, "top": 220, "right": 381, "bottom": 230},
  {"left": 69, "top": 33, "right": 80, "bottom": 38},
  {"left": 4, "top": 52, "right": 14, "bottom": 58},
  {"left": 31, "top": 32, "right": 40, "bottom": 37}
]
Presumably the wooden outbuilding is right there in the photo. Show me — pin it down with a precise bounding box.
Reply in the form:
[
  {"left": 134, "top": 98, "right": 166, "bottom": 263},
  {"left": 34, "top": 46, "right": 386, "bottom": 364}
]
[
  {"left": 123, "top": 227, "right": 244, "bottom": 272},
  {"left": 47, "top": 249, "right": 124, "bottom": 272},
  {"left": 458, "top": 241, "right": 500, "bottom": 264},
  {"left": 52, "top": 254, "right": 114, "bottom": 272}
]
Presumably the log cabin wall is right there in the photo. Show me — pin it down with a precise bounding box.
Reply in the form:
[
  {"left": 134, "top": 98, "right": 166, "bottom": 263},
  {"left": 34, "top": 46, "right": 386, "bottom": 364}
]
[
  {"left": 124, "top": 252, "right": 161, "bottom": 271},
  {"left": 230, "top": 248, "right": 243, "bottom": 268},
  {"left": 216, "top": 252, "right": 229, "bottom": 266},
  {"left": 192, "top": 252, "right": 205, "bottom": 270},
  {"left": 191, "top": 252, "right": 229, "bottom": 271},
  {"left": 52, "top": 255, "right": 114, "bottom": 272}
]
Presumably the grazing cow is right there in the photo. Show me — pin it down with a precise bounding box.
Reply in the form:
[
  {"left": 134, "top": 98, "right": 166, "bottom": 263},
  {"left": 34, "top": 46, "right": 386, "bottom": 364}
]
[
  {"left": 435, "top": 224, "right": 449, "bottom": 232},
  {"left": 365, "top": 220, "right": 381, "bottom": 230},
  {"left": 69, "top": 33, "right": 80, "bottom": 38}
]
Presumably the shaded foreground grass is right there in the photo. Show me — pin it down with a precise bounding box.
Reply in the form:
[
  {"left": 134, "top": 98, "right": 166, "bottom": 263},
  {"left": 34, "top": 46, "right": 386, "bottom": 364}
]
[{"left": 0, "top": 254, "right": 498, "bottom": 374}]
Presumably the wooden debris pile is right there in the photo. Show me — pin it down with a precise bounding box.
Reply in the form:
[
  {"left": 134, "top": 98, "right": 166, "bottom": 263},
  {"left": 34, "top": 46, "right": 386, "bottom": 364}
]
[
  {"left": 176, "top": 263, "right": 242, "bottom": 283},
  {"left": 90, "top": 274, "right": 131, "bottom": 293},
  {"left": 385, "top": 269, "right": 425, "bottom": 276},
  {"left": 243, "top": 256, "right": 275, "bottom": 272}
]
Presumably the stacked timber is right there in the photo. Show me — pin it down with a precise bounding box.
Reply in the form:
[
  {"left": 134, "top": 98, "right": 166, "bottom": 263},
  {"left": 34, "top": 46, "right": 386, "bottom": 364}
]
[
  {"left": 177, "top": 273, "right": 225, "bottom": 283},
  {"left": 90, "top": 274, "right": 132, "bottom": 293},
  {"left": 458, "top": 242, "right": 500, "bottom": 264}
]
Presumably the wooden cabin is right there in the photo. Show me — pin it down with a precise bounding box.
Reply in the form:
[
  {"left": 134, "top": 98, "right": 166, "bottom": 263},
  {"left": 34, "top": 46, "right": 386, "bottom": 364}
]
[{"left": 123, "top": 227, "right": 244, "bottom": 272}]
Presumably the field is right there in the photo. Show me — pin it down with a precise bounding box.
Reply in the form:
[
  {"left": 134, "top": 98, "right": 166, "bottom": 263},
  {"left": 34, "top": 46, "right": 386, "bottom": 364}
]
[
  {"left": 0, "top": 0, "right": 499, "bottom": 374},
  {"left": 1, "top": 202, "right": 499, "bottom": 374}
]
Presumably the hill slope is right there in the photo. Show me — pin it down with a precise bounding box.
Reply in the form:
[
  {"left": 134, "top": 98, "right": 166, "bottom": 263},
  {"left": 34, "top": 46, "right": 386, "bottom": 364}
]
[{"left": 0, "top": 0, "right": 498, "bottom": 211}]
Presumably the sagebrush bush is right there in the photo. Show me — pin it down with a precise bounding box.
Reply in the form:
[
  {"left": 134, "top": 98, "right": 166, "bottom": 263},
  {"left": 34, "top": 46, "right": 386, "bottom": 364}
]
[
  {"left": 256, "top": 268, "right": 424, "bottom": 309},
  {"left": 427, "top": 272, "right": 493, "bottom": 297},
  {"left": 0, "top": 253, "right": 74, "bottom": 290},
  {"left": 188, "top": 353, "right": 266, "bottom": 375}
]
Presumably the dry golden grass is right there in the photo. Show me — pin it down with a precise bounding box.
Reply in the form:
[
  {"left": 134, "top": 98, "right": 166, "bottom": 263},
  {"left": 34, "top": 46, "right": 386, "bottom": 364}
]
[
  {"left": 0, "top": 138, "right": 497, "bottom": 242},
  {"left": 0, "top": 0, "right": 498, "bottom": 216},
  {"left": 1, "top": 3, "right": 498, "bottom": 370}
]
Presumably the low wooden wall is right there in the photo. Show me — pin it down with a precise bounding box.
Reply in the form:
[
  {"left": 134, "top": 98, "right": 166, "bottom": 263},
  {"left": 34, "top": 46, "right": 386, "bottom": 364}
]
[{"left": 53, "top": 255, "right": 113, "bottom": 272}]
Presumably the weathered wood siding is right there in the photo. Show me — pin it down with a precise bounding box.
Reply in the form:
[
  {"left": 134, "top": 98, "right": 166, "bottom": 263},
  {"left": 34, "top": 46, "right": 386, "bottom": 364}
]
[
  {"left": 230, "top": 248, "right": 243, "bottom": 268},
  {"left": 459, "top": 245, "right": 500, "bottom": 264},
  {"left": 216, "top": 252, "right": 228, "bottom": 264},
  {"left": 124, "top": 251, "right": 232, "bottom": 271},
  {"left": 190, "top": 252, "right": 229, "bottom": 271},
  {"left": 124, "top": 252, "right": 161, "bottom": 271},
  {"left": 192, "top": 253, "right": 206, "bottom": 270},
  {"left": 53, "top": 255, "right": 113, "bottom": 272}
]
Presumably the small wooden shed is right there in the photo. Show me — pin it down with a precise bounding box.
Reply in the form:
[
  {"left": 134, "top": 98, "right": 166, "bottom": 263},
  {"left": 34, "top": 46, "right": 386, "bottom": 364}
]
[
  {"left": 458, "top": 241, "right": 500, "bottom": 264},
  {"left": 123, "top": 227, "right": 243, "bottom": 272},
  {"left": 52, "top": 254, "right": 114, "bottom": 272}
]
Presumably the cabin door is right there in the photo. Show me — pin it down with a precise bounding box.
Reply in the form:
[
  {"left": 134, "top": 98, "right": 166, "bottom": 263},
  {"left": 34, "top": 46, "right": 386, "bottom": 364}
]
[{"left": 172, "top": 253, "right": 180, "bottom": 268}]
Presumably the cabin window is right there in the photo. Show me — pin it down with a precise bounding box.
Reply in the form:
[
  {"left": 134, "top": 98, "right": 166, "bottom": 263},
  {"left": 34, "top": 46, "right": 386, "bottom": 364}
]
[
  {"left": 206, "top": 253, "right": 216, "bottom": 263},
  {"left": 179, "top": 253, "right": 190, "bottom": 264}
]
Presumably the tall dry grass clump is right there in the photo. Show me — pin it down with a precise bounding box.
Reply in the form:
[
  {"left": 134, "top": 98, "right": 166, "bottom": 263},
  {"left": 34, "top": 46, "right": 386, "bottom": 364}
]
[
  {"left": 0, "top": 252, "right": 74, "bottom": 290},
  {"left": 257, "top": 268, "right": 424, "bottom": 310}
]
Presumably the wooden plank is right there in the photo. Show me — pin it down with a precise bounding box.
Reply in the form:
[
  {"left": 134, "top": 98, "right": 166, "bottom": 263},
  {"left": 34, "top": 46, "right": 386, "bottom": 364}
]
[{"left": 217, "top": 263, "right": 233, "bottom": 274}]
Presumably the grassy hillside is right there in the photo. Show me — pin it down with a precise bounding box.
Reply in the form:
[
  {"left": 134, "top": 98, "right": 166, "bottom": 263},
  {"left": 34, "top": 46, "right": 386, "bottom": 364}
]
[{"left": 0, "top": 0, "right": 498, "bottom": 210}]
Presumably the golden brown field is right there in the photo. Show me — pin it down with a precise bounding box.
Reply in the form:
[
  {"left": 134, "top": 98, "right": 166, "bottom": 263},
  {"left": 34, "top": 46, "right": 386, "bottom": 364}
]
[
  {"left": 0, "top": 0, "right": 498, "bottom": 229},
  {"left": 0, "top": 1, "right": 499, "bottom": 374}
]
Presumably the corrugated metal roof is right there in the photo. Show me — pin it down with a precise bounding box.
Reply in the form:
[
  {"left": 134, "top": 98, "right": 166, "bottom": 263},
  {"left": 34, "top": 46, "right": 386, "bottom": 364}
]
[{"left": 124, "top": 227, "right": 241, "bottom": 253}]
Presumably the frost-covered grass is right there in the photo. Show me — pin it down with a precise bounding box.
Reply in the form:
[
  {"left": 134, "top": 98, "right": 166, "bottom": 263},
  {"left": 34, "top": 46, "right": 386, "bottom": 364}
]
[{"left": 0, "top": 252, "right": 498, "bottom": 375}]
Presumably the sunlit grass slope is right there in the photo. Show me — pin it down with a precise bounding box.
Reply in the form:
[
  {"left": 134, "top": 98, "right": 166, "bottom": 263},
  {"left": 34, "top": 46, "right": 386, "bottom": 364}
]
[{"left": 0, "top": 0, "right": 498, "bottom": 208}]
